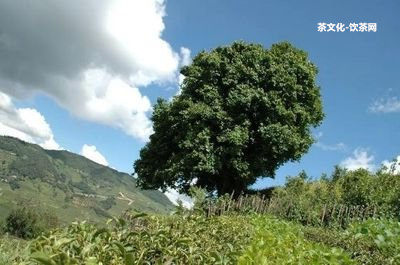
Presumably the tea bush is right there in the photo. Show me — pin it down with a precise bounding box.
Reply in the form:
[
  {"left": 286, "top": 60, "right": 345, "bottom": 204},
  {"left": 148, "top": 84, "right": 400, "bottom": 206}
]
[
  {"left": 303, "top": 219, "right": 400, "bottom": 265},
  {"left": 3, "top": 210, "right": 399, "bottom": 264},
  {"left": 29, "top": 212, "right": 254, "bottom": 264},
  {"left": 238, "top": 216, "right": 355, "bottom": 265},
  {"left": 346, "top": 219, "right": 400, "bottom": 264},
  {"left": 0, "top": 236, "right": 30, "bottom": 265}
]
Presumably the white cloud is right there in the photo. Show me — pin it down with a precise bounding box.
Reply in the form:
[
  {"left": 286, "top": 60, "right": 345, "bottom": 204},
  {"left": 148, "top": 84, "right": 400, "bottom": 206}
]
[
  {"left": 172, "top": 47, "right": 191, "bottom": 98},
  {"left": 0, "top": 0, "right": 185, "bottom": 141},
  {"left": 316, "top": 142, "right": 347, "bottom": 151},
  {"left": 0, "top": 92, "right": 60, "bottom": 150},
  {"left": 314, "top": 132, "right": 347, "bottom": 152},
  {"left": 340, "top": 148, "right": 375, "bottom": 171},
  {"left": 164, "top": 188, "right": 194, "bottom": 209},
  {"left": 381, "top": 155, "right": 400, "bottom": 174},
  {"left": 180, "top": 47, "right": 192, "bottom": 67},
  {"left": 369, "top": 96, "right": 400, "bottom": 113},
  {"left": 80, "top": 144, "right": 109, "bottom": 166}
]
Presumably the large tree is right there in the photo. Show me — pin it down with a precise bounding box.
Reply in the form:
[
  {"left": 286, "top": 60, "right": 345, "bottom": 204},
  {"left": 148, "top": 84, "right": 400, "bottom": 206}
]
[{"left": 134, "top": 41, "right": 324, "bottom": 196}]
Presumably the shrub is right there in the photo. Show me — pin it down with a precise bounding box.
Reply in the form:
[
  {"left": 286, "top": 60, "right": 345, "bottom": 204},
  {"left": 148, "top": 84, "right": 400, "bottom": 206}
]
[
  {"left": 303, "top": 219, "right": 400, "bottom": 265},
  {"left": 261, "top": 166, "right": 400, "bottom": 226},
  {"left": 238, "top": 216, "right": 355, "bottom": 265},
  {"left": 0, "top": 236, "right": 30, "bottom": 265},
  {"left": 3, "top": 207, "right": 58, "bottom": 239},
  {"left": 346, "top": 219, "right": 400, "bottom": 264},
  {"left": 30, "top": 212, "right": 254, "bottom": 264},
  {"left": 8, "top": 180, "right": 20, "bottom": 190},
  {"left": 303, "top": 225, "right": 385, "bottom": 265},
  {"left": 99, "top": 196, "right": 116, "bottom": 210}
]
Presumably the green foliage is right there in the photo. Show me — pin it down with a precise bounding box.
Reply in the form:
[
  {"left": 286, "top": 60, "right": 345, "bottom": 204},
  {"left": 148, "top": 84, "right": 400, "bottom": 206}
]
[
  {"left": 29, "top": 212, "right": 254, "bottom": 264},
  {"left": 70, "top": 181, "right": 95, "bottom": 194},
  {"left": 0, "top": 236, "right": 30, "bottom": 265},
  {"left": 99, "top": 197, "right": 116, "bottom": 210},
  {"left": 189, "top": 186, "right": 207, "bottom": 210},
  {"left": 238, "top": 216, "right": 354, "bottom": 265},
  {"left": 3, "top": 209, "right": 398, "bottom": 264},
  {"left": 135, "top": 41, "right": 324, "bottom": 196},
  {"left": 303, "top": 219, "right": 400, "bottom": 265},
  {"left": 267, "top": 166, "right": 400, "bottom": 226},
  {"left": 8, "top": 180, "right": 20, "bottom": 190},
  {"left": 346, "top": 219, "right": 400, "bottom": 263},
  {"left": 3, "top": 208, "right": 58, "bottom": 239}
]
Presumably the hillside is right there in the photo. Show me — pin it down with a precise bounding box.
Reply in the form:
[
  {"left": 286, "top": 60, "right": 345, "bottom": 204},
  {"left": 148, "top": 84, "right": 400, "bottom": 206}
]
[{"left": 0, "top": 136, "right": 174, "bottom": 223}]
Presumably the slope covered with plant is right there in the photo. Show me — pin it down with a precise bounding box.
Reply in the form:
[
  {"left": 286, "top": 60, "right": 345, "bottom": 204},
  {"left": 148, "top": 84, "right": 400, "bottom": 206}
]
[{"left": 0, "top": 136, "right": 174, "bottom": 223}]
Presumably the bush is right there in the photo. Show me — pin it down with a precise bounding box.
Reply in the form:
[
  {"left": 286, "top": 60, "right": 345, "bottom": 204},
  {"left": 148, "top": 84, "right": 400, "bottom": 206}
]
[
  {"left": 8, "top": 180, "right": 20, "bottom": 190},
  {"left": 238, "top": 216, "right": 355, "bottom": 265},
  {"left": 30, "top": 211, "right": 255, "bottom": 264},
  {"left": 346, "top": 219, "right": 400, "bottom": 264},
  {"left": 0, "top": 236, "right": 30, "bottom": 265},
  {"left": 303, "top": 219, "right": 400, "bottom": 265},
  {"left": 3, "top": 207, "right": 58, "bottom": 239},
  {"left": 99, "top": 196, "right": 116, "bottom": 210},
  {"left": 264, "top": 166, "right": 400, "bottom": 226}
]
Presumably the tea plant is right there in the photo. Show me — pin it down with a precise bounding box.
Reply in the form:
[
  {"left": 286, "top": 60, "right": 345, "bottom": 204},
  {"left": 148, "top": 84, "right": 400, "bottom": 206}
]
[
  {"left": 346, "top": 219, "right": 400, "bottom": 264},
  {"left": 303, "top": 219, "right": 400, "bottom": 265},
  {"left": 29, "top": 212, "right": 254, "bottom": 264},
  {"left": 238, "top": 216, "right": 355, "bottom": 265},
  {"left": 0, "top": 236, "right": 30, "bottom": 265}
]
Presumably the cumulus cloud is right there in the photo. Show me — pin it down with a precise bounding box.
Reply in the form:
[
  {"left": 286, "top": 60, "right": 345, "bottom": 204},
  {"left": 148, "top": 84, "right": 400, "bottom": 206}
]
[
  {"left": 0, "top": 0, "right": 189, "bottom": 141},
  {"left": 80, "top": 144, "right": 109, "bottom": 166},
  {"left": 0, "top": 92, "right": 60, "bottom": 149},
  {"left": 164, "top": 188, "right": 194, "bottom": 209},
  {"left": 340, "top": 148, "right": 375, "bottom": 171}
]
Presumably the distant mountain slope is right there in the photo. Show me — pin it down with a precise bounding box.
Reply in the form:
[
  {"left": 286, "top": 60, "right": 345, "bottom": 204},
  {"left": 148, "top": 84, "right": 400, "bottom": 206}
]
[{"left": 0, "top": 136, "right": 174, "bottom": 223}]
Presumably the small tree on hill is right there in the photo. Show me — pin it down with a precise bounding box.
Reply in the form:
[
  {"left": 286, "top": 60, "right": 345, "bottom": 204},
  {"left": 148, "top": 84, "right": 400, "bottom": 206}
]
[{"left": 134, "top": 41, "right": 324, "bottom": 196}]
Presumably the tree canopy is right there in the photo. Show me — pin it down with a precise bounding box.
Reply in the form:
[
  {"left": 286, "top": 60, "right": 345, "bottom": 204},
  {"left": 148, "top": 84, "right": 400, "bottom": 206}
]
[{"left": 134, "top": 41, "right": 324, "bottom": 196}]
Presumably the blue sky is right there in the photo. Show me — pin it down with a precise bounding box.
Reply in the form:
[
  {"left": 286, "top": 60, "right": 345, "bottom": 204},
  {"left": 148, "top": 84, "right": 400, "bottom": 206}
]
[{"left": 0, "top": 0, "right": 399, "bottom": 190}]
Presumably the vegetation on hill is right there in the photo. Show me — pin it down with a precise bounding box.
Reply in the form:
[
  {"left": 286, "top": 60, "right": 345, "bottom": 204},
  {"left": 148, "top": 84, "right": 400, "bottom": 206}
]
[{"left": 0, "top": 136, "right": 174, "bottom": 224}]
